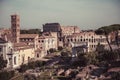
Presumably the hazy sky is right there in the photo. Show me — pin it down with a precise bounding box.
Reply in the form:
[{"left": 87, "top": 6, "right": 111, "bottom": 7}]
[{"left": 0, "top": 0, "right": 120, "bottom": 30}]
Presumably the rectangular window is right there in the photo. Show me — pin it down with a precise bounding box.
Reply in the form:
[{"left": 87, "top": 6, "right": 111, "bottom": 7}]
[
  {"left": 14, "top": 56, "right": 16, "bottom": 65},
  {"left": 0, "top": 47, "right": 2, "bottom": 52}
]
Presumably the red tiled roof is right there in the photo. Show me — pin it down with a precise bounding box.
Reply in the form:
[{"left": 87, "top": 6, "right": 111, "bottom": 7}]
[
  {"left": 13, "top": 42, "right": 34, "bottom": 51},
  {"left": 13, "top": 42, "right": 28, "bottom": 47},
  {"left": 39, "top": 35, "right": 55, "bottom": 39},
  {"left": 20, "top": 34, "right": 38, "bottom": 38}
]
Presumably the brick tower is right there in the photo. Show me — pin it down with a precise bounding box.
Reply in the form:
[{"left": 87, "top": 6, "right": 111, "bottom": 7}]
[{"left": 11, "top": 14, "right": 20, "bottom": 43}]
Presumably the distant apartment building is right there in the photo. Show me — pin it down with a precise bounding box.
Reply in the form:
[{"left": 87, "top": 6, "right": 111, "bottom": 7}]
[
  {"left": 60, "top": 26, "right": 80, "bottom": 46},
  {"left": 42, "top": 32, "right": 58, "bottom": 48},
  {"left": 39, "top": 35, "right": 57, "bottom": 52},
  {"left": 61, "top": 26, "right": 80, "bottom": 36},
  {"left": 0, "top": 28, "right": 12, "bottom": 41},
  {"left": 35, "top": 35, "right": 57, "bottom": 58},
  {"left": 65, "top": 31, "right": 109, "bottom": 52},
  {"left": 43, "top": 23, "right": 81, "bottom": 46},
  {"left": 43, "top": 23, "right": 63, "bottom": 47}
]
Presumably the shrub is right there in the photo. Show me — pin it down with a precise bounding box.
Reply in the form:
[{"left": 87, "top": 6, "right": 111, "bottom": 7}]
[
  {"left": 19, "top": 64, "right": 28, "bottom": 73},
  {"left": 0, "top": 56, "right": 7, "bottom": 70},
  {"left": 85, "top": 52, "right": 99, "bottom": 65},
  {"left": 0, "top": 70, "right": 15, "bottom": 80},
  {"left": 49, "top": 48, "right": 56, "bottom": 53},
  {"left": 28, "top": 61, "right": 36, "bottom": 69},
  {"left": 60, "top": 51, "right": 69, "bottom": 57},
  {"left": 19, "top": 61, "right": 46, "bottom": 72},
  {"left": 58, "top": 46, "right": 63, "bottom": 51},
  {"left": 24, "top": 74, "right": 37, "bottom": 80},
  {"left": 72, "top": 59, "right": 87, "bottom": 67},
  {"left": 35, "top": 60, "right": 46, "bottom": 67}
]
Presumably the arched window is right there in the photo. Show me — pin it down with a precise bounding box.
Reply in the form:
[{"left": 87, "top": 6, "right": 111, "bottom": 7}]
[
  {"left": 28, "top": 57, "right": 30, "bottom": 61},
  {"left": 74, "top": 39, "right": 76, "bottom": 42},
  {"left": 81, "top": 39, "right": 82, "bottom": 42},
  {"left": 37, "top": 54, "right": 39, "bottom": 58},
  {"left": 67, "top": 39, "right": 69, "bottom": 42}
]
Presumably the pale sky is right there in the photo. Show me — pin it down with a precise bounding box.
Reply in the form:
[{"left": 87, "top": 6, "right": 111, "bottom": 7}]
[{"left": 0, "top": 0, "right": 120, "bottom": 30}]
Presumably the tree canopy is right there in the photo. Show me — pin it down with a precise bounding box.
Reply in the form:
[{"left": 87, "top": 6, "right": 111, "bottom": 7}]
[
  {"left": 0, "top": 56, "right": 7, "bottom": 70},
  {"left": 20, "top": 29, "right": 42, "bottom": 35},
  {"left": 95, "top": 24, "right": 120, "bottom": 35},
  {"left": 95, "top": 24, "right": 120, "bottom": 51}
]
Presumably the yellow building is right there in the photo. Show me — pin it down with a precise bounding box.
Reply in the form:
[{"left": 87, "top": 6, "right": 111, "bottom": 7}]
[{"left": 14, "top": 43, "right": 34, "bottom": 65}]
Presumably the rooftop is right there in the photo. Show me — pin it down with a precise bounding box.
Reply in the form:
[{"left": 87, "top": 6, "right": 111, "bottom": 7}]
[
  {"left": 39, "top": 35, "right": 55, "bottom": 39},
  {"left": 20, "top": 34, "right": 38, "bottom": 39}
]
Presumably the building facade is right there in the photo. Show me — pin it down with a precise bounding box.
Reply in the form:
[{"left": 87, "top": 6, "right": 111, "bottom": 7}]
[
  {"left": 12, "top": 43, "right": 35, "bottom": 68},
  {"left": 61, "top": 26, "right": 80, "bottom": 36},
  {"left": 35, "top": 35, "right": 57, "bottom": 58},
  {"left": 43, "top": 23, "right": 61, "bottom": 32},
  {"left": 0, "top": 38, "right": 35, "bottom": 69},
  {"left": 20, "top": 34, "right": 39, "bottom": 50},
  {"left": 11, "top": 14, "right": 20, "bottom": 43},
  {"left": 43, "top": 23, "right": 61, "bottom": 38},
  {"left": 65, "top": 31, "right": 109, "bottom": 52},
  {"left": 0, "top": 38, "right": 13, "bottom": 68}
]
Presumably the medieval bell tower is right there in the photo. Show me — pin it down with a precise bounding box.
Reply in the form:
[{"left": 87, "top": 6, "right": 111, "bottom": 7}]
[{"left": 11, "top": 14, "right": 20, "bottom": 43}]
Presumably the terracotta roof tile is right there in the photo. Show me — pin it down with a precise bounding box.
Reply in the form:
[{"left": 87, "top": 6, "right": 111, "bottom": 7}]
[
  {"left": 39, "top": 35, "right": 55, "bottom": 39},
  {"left": 20, "top": 34, "right": 38, "bottom": 38},
  {"left": 13, "top": 42, "right": 34, "bottom": 51}
]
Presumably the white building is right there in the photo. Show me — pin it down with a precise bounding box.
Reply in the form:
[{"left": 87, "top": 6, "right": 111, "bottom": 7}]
[
  {"left": 0, "top": 38, "right": 17, "bottom": 68},
  {"left": 35, "top": 35, "right": 56, "bottom": 59},
  {"left": 65, "top": 31, "right": 110, "bottom": 52},
  {"left": 0, "top": 38, "right": 35, "bottom": 69}
]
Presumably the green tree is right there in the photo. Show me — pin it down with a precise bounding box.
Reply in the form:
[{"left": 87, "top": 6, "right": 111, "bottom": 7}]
[
  {"left": 95, "top": 24, "right": 120, "bottom": 51},
  {"left": 60, "top": 51, "right": 69, "bottom": 57},
  {"left": 0, "top": 56, "right": 7, "bottom": 70},
  {"left": 95, "top": 26, "right": 113, "bottom": 51},
  {"left": 97, "top": 50, "right": 119, "bottom": 63},
  {"left": 49, "top": 48, "right": 56, "bottom": 53},
  {"left": 110, "top": 24, "right": 120, "bottom": 47},
  {"left": 58, "top": 46, "right": 63, "bottom": 51},
  {"left": 96, "top": 43, "right": 105, "bottom": 53},
  {"left": 19, "top": 64, "right": 28, "bottom": 73},
  {"left": 28, "top": 61, "right": 36, "bottom": 69},
  {"left": 85, "top": 52, "right": 99, "bottom": 65},
  {"left": 20, "top": 29, "right": 42, "bottom": 35},
  {"left": 0, "top": 70, "right": 15, "bottom": 80}
]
